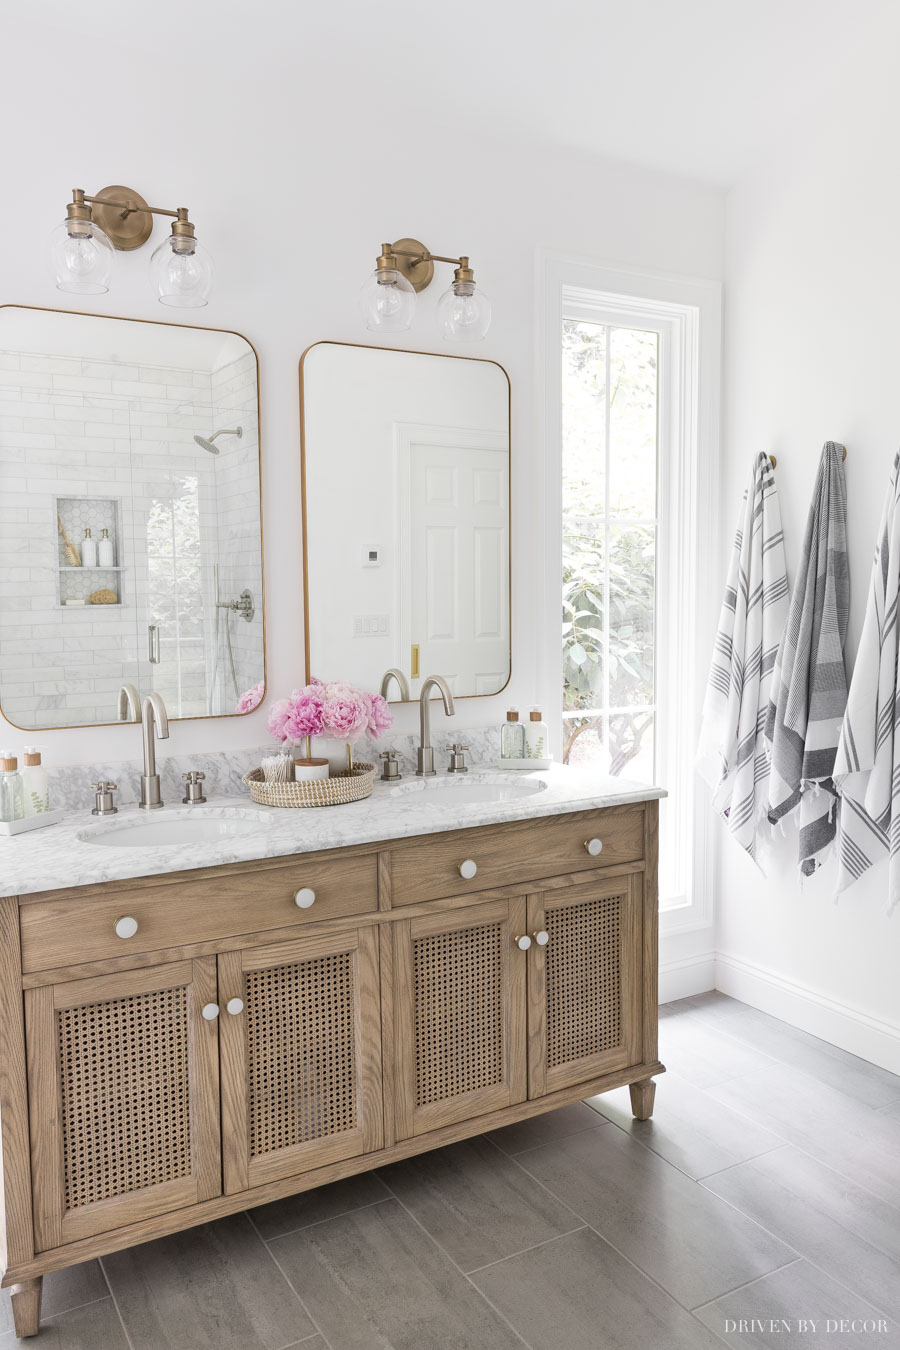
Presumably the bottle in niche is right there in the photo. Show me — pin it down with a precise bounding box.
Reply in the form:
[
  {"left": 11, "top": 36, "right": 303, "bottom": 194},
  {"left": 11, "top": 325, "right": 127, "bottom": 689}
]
[
  {"left": 525, "top": 707, "right": 549, "bottom": 761},
  {"left": 98, "top": 528, "right": 114, "bottom": 567},
  {"left": 500, "top": 707, "right": 526, "bottom": 759},
  {"left": 0, "top": 752, "right": 24, "bottom": 823},
  {"left": 22, "top": 747, "right": 49, "bottom": 816},
  {"left": 81, "top": 528, "right": 98, "bottom": 567}
]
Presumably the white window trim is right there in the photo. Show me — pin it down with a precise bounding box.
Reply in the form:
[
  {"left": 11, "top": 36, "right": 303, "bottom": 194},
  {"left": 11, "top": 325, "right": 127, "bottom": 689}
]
[{"left": 535, "top": 250, "right": 722, "bottom": 940}]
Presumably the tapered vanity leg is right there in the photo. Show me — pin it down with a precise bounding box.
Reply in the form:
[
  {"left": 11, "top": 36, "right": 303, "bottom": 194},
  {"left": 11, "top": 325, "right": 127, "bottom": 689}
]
[
  {"left": 629, "top": 1078, "right": 656, "bottom": 1120},
  {"left": 9, "top": 1277, "right": 42, "bottom": 1337}
]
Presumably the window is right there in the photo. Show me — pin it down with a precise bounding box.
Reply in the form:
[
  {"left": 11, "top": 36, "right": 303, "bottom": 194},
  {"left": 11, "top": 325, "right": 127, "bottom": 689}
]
[{"left": 539, "top": 256, "right": 721, "bottom": 926}]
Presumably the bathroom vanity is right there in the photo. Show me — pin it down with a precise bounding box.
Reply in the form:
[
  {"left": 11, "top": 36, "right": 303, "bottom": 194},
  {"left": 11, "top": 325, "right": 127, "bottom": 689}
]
[{"left": 0, "top": 773, "right": 663, "bottom": 1337}]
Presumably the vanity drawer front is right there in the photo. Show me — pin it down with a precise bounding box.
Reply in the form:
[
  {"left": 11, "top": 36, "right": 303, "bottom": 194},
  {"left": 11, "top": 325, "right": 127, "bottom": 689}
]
[
  {"left": 390, "top": 807, "right": 645, "bottom": 906},
  {"left": 20, "top": 853, "right": 378, "bottom": 973}
]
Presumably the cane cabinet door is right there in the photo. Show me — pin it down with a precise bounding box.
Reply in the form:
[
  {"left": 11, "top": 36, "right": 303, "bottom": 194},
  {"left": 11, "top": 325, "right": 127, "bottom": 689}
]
[
  {"left": 527, "top": 874, "right": 642, "bottom": 1099},
  {"left": 218, "top": 926, "right": 383, "bottom": 1194},
  {"left": 392, "top": 898, "right": 528, "bottom": 1140},
  {"left": 25, "top": 958, "right": 221, "bottom": 1252}
]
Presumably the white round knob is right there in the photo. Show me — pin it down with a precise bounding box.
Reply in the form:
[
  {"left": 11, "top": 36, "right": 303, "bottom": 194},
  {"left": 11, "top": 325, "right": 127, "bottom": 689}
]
[
  {"left": 201, "top": 1003, "right": 220, "bottom": 1021},
  {"left": 585, "top": 838, "right": 603, "bottom": 856},
  {"left": 458, "top": 859, "right": 478, "bottom": 879},
  {"left": 533, "top": 930, "right": 550, "bottom": 946},
  {"left": 114, "top": 916, "right": 138, "bottom": 940},
  {"left": 294, "top": 887, "right": 316, "bottom": 909},
  {"left": 515, "top": 934, "right": 532, "bottom": 951},
  {"left": 226, "top": 998, "right": 244, "bottom": 1016}
]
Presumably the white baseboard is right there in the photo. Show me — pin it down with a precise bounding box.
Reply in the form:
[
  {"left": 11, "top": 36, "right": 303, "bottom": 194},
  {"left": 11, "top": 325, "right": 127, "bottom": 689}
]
[
  {"left": 659, "top": 950, "right": 716, "bottom": 1004},
  {"left": 716, "top": 951, "right": 900, "bottom": 1076}
]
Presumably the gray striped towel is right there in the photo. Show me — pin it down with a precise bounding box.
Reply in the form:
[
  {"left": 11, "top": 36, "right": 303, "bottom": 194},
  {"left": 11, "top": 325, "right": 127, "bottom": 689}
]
[
  {"left": 697, "top": 452, "right": 789, "bottom": 861},
  {"left": 834, "top": 448, "right": 900, "bottom": 913},
  {"left": 765, "top": 442, "right": 849, "bottom": 875}
]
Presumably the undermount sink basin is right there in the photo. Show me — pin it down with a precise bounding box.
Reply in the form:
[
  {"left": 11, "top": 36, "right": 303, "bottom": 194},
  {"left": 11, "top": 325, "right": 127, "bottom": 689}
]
[
  {"left": 390, "top": 774, "right": 547, "bottom": 806},
  {"left": 77, "top": 807, "right": 273, "bottom": 849}
]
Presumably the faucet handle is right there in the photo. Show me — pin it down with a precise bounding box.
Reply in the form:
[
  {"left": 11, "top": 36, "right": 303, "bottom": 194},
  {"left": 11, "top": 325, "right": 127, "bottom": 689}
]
[
  {"left": 447, "top": 744, "right": 469, "bottom": 774},
  {"left": 91, "top": 781, "right": 118, "bottom": 816},
  {"left": 182, "top": 771, "right": 207, "bottom": 805},
  {"left": 379, "top": 750, "right": 402, "bottom": 782}
]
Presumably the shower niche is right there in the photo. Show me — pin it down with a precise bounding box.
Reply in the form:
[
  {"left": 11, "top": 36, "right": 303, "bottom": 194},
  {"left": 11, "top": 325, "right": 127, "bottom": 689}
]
[{"left": 0, "top": 306, "right": 264, "bottom": 731}]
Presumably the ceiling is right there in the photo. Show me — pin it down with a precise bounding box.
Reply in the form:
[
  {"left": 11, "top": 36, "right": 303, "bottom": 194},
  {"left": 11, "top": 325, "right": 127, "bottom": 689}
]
[{"left": 8, "top": 0, "right": 895, "bottom": 188}]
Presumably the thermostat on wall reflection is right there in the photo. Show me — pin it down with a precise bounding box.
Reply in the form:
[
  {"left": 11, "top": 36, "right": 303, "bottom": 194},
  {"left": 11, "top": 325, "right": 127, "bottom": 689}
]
[{"left": 361, "top": 545, "right": 382, "bottom": 567}]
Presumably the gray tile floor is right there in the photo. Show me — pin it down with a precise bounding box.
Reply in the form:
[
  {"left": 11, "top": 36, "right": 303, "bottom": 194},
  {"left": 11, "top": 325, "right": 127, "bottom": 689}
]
[{"left": 4, "top": 991, "right": 900, "bottom": 1349}]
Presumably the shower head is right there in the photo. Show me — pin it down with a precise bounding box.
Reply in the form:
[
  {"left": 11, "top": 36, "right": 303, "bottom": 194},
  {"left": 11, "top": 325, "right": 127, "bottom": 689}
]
[{"left": 193, "top": 425, "right": 243, "bottom": 454}]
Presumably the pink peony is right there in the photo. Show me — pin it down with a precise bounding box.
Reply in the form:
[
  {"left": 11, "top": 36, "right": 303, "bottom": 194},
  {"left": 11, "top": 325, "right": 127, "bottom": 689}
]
[
  {"left": 267, "top": 684, "right": 325, "bottom": 744},
  {"left": 320, "top": 681, "right": 371, "bottom": 743},
  {"left": 236, "top": 681, "right": 264, "bottom": 714},
  {"left": 365, "top": 692, "right": 393, "bottom": 739}
]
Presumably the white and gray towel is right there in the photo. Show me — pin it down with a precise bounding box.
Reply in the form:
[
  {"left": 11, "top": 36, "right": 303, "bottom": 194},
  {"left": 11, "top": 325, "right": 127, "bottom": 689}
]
[
  {"left": 765, "top": 442, "right": 849, "bottom": 875},
  {"left": 834, "top": 449, "right": 900, "bottom": 914},
  {"left": 698, "top": 452, "right": 789, "bottom": 861}
]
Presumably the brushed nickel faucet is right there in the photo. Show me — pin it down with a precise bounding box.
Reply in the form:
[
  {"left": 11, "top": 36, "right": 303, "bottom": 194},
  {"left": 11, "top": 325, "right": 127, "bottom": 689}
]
[
  {"left": 139, "top": 692, "right": 169, "bottom": 809},
  {"left": 117, "top": 683, "right": 140, "bottom": 722},
  {"left": 380, "top": 668, "right": 411, "bottom": 701},
  {"left": 417, "top": 675, "right": 455, "bottom": 776}
]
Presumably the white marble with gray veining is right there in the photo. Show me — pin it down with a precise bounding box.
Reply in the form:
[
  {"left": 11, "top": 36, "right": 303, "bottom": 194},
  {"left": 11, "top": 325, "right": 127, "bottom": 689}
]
[{"left": 3, "top": 750, "right": 664, "bottom": 898}]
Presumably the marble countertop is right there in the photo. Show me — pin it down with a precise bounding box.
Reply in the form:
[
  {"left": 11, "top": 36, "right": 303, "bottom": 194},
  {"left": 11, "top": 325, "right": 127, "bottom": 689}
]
[{"left": 1, "top": 764, "right": 665, "bottom": 898}]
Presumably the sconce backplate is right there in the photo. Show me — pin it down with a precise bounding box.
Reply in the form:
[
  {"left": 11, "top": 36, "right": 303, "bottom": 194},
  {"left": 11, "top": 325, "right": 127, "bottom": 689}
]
[
  {"left": 91, "top": 186, "right": 153, "bottom": 251},
  {"left": 392, "top": 238, "right": 435, "bottom": 293}
]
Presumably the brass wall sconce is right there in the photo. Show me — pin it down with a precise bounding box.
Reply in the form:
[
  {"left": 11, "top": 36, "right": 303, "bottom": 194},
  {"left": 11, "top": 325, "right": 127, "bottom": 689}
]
[
  {"left": 50, "top": 186, "right": 214, "bottom": 308},
  {"left": 360, "top": 238, "right": 492, "bottom": 341}
]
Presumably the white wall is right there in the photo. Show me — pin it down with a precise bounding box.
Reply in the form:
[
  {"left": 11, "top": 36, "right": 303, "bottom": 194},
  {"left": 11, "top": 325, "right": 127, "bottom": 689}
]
[
  {"left": 0, "top": 27, "right": 724, "bottom": 772},
  {"left": 718, "top": 68, "right": 900, "bottom": 1069}
]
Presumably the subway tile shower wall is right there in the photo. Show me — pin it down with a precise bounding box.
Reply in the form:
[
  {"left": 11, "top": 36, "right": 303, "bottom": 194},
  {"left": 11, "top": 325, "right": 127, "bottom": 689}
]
[{"left": 0, "top": 347, "right": 261, "bottom": 727}]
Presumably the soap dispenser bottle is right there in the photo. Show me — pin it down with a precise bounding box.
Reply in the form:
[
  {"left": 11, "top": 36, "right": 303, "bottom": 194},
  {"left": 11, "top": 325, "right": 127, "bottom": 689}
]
[
  {"left": 22, "top": 747, "right": 49, "bottom": 815},
  {"left": 0, "top": 752, "right": 25, "bottom": 822},
  {"left": 500, "top": 707, "right": 526, "bottom": 759},
  {"left": 98, "top": 528, "right": 115, "bottom": 567},
  {"left": 81, "top": 528, "right": 98, "bottom": 568},
  {"left": 525, "top": 707, "right": 549, "bottom": 760}
]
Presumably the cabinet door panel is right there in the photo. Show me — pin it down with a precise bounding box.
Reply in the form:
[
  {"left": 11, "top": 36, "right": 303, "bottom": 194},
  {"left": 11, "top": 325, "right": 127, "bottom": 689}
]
[
  {"left": 392, "top": 898, "right": 527, "bottom": 1140},
  {"left": 26, "top": 958, "right": 220, "bottom": 1252},
  {"left": 220, "top": 927, "right": 383, "bottom": 1194},
  {"left": 528, "top": 876, "right": 641, "bottom": 1099}
]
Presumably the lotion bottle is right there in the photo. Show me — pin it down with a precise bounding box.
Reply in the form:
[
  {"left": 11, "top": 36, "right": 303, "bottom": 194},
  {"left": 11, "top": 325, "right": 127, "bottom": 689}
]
[
  {"left": 22, "top": 747, "right": 50, "bottom": 816},
  {"left": 0, "top": 752, "right": 24, "bottom": 822},
  {"left": 500, "top": 707, "right": 526, "bottom": 759},
  {"left": 525, "top": 707, "right": 549, "bottom": 761},
  {"left": 98, "top": 528, "right": 115, "bottom": 567},
  {"left": 81, "top": 528, "right": 98, "bottom": 567}
]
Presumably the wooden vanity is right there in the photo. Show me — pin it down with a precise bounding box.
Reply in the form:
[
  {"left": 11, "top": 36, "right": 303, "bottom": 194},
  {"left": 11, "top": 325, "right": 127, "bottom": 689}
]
[{"left": 0, "top": 799, "right": 663, "bottom": 1337}]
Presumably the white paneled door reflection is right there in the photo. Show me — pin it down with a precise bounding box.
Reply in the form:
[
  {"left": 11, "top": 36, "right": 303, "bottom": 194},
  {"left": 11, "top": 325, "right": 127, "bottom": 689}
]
[{"left": 404, "top": 434, "right": 509, "bottom": 696}]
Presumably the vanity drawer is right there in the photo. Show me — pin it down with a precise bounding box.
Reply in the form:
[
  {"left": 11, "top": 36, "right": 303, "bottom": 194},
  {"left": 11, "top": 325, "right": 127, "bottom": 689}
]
[
  {"left": 19, "top": 852, "right": 378, "bottom": 974},
  {"left": 390, "top": 806, "right": 645, "bottom": 906}
]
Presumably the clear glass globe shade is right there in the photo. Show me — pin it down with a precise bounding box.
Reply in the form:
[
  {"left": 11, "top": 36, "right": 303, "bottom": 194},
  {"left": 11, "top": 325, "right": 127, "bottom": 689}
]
[
  {"left": 49, "top": 219, "right": 114, "bottom": 295},
  {"left": 437, "top": 282, "right": 492, "bottom": 342},
  {"left": 149, "top": 234, "right": 214, "bottom": 308},
  {"left": 360, "top": 267, "right": 415, "bottom": 332}
]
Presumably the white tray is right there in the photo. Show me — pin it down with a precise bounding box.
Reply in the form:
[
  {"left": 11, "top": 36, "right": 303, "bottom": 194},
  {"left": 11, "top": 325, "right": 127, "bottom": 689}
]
[
  {"left": 0, "top": 808, "right": 66, "bottom": 835},
  {"left": 494, "top": 758, "right": 553, "bottom": 771}
]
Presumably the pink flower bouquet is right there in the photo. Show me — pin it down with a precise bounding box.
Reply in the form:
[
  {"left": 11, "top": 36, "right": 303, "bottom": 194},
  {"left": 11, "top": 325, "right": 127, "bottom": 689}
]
[
  {"left": 236, "top": 681, "right": 264, "bottom": 714},
  {"left": 267, "top": 679, "right": 393, "bottom": 770}
]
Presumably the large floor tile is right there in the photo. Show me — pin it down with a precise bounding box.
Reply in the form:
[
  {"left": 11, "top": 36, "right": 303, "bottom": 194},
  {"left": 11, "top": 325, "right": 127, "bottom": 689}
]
[
  {"left": 586, "top": 1070, "right": 783, "bottom": 1178},
  {"left": 658, "top": 1014, "right": 775, "bottom": 1088},
  {"left": 15, "top": 1298, "right": 129, "bottom": 1350},
  {"left": 712, "top": 1007, "right": 900, "bottom": 1108},
  {"left": 379, "top": 1134, "right": 579, "bottom": 1271},
  {"left": 487, "top": 1100, "right": 607, "bottom": 1155},
  {"left": 471, "top": 1224, "right": 726, "bottom": 1350},
  {"left": 269, "top": 1197, "right": 525, "bottom": 1350},
  {"left": 708, "top": 1060, "right": 900, "bottom": 1207},
  {"left": 695, "top": 1259, "right": 898, "bottom": 1349},
  {"left": 102, "top": 1212, "right": 313, "bottom": 1350},
  {"left": 515, "top": 1121, "right": 795, "bottom": 1308},
  {"left": 703, "top": 1146, "right": 900, "bottom": 1319},
  {"left": 249, "top": 1171, "right": 392, "bottom": 1240},
  {"left": 0, "top": 1261, "right": 108, "bottom": 1336}
]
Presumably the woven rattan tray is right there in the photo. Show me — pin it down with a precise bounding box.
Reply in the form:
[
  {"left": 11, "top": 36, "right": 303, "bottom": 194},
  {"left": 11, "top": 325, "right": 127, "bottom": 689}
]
[{"left": 243, "top": 763, "right": 376, "bottom": 808}]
